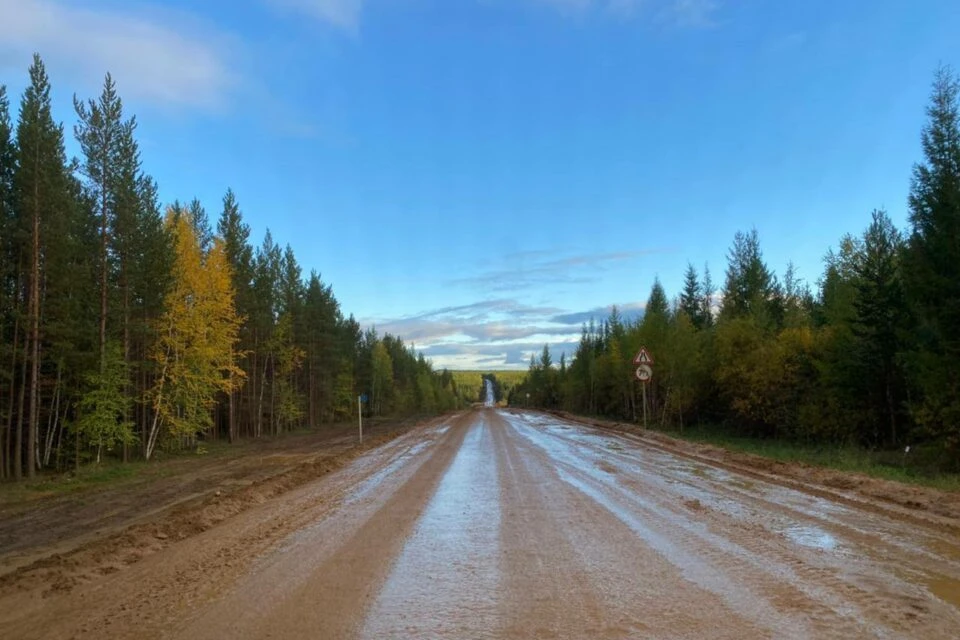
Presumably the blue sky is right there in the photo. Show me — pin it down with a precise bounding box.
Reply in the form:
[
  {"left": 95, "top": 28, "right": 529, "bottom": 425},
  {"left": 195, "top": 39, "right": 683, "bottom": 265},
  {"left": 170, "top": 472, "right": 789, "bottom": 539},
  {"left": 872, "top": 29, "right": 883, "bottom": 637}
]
[{"left": 1, "top": 0, "right": 958, "bottom": 369}]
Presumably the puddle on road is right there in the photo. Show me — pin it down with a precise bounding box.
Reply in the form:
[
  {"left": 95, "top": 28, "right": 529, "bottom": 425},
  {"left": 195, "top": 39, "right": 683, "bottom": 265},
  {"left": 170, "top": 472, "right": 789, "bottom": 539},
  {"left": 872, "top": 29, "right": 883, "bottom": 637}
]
[
  {"left": 783, "top": 524, "right": 839, "bottom": 551},
  {"left": 596, "top": 460, "right": 618, "bottom": 475},
  {"left": 689, "top": 466, "right": 712, "bottom": 480},
  {"left": 342, "top": 440, "right": 433, "bottom": 507},
  {"left": 925, "top": 575, "right": 960, "bottom": 609},
  {"left": 360, "top": 420, "right": 501, "bottom": 639}
]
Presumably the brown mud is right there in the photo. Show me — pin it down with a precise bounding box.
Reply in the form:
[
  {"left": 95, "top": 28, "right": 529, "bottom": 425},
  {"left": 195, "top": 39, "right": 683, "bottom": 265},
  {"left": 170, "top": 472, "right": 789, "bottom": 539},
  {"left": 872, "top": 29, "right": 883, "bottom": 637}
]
[{"left": 1, "top": 409, "right": 958, "bottom": 639}]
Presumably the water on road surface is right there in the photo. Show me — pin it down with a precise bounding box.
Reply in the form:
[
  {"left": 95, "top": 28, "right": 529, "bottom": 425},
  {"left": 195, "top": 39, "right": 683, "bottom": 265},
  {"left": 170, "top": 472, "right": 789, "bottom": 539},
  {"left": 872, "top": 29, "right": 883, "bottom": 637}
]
[{"left": 4, "top": 409, "right": 960, "bottom": 639}]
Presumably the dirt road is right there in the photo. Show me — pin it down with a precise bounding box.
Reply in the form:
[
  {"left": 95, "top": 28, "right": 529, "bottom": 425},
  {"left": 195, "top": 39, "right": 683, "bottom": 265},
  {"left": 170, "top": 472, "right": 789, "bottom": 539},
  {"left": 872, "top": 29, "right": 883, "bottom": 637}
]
[{"left": 2, "top": 409, "right": 960, "bottom": 639}]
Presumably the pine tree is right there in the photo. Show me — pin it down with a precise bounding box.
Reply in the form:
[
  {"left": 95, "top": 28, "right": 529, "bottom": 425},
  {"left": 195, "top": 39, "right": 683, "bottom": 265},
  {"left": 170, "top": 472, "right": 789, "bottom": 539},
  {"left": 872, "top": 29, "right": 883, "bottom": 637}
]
[
  {"left": 74, "top": 74, "right": 125, "bottom": 374},
  {"left": 14, "top": 55, "right": 76, "bottom": 478},
  {"left": 851, "top": 210, "right": 909, "bottom": 446},
  {"left": 370, "top": 339, "right": 394, "bottom": 416},
  {"left": 679, "top": 263, "right": 702, "bottom": 327},
  {"left": 721, "top": 229, "right": 776, "bottom": 325},
  {"left": 217, "top": 190, "right": 253, "bottom": 441},
  {"left": 903, "top": 65, "right": 960, "bottom": 450},
  {"left": 0, "top": 85, "right": 16, "bottom": 478},
  {"left": 700, "top": 263, "right": 715, "bottom": 328}
]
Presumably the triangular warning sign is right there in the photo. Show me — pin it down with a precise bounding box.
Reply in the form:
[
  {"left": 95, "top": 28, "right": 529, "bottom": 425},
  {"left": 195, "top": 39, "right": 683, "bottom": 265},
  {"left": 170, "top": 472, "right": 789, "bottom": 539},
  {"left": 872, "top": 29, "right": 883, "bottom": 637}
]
[{"left": 633, "top": 347, "right": 653, "bottom": 365}]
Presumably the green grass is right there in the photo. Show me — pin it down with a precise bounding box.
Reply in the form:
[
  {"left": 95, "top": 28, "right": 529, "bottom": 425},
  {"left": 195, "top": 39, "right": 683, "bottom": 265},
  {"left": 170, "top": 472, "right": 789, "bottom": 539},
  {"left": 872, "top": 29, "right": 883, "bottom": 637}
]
[
  {"left": 652, "top": 424, "right": 960, "bottom": 492},
  {"left": 0, "top": 462, "right": 144, "bottom": 505}
]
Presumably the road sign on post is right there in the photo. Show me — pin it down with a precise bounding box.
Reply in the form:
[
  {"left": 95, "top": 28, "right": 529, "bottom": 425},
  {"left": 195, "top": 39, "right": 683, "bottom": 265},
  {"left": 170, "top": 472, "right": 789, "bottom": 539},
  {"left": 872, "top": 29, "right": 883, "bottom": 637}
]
[
  {"left": 632, "top": 347, "right": 653, "bottom": 430},
  {"left": 633, "top": 347, "right": 654, "bottom": 365},
  {"left": 635, "top": 364, "right": 653, "bottom": 382}
]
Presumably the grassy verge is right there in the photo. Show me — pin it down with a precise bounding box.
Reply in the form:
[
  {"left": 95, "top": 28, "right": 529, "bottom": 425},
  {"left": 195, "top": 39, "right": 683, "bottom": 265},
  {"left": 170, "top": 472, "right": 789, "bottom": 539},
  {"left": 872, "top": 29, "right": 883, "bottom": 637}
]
[
  {"left": 0, "top": 413, "right": 439, "bottom": 505},
  {"left": 0, "top": 462, "right": 147, "bottom": 504},
  {"left": 651, "top": 423, "right": 960, "bottom": 492}
]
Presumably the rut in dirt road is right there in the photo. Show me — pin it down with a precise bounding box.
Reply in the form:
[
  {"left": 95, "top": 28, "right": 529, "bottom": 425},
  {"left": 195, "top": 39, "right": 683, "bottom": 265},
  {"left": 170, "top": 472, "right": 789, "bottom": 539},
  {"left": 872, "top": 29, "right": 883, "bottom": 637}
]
[{"left": 2, "top": 409, "right": 960, "bottom": 639}]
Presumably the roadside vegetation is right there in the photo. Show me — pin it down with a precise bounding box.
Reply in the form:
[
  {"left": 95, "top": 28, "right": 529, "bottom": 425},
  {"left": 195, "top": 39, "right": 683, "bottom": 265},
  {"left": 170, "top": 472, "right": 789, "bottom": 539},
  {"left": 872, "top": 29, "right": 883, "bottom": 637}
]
[
  {"left": 513, "top": 66, "right": 960, "bottom": 480},
  {"left": 651, "top": 424, "right": 960, "bottom": 492},
  {"left": 450, "top": 370, "right": 526, "bottom": 405},
  {"left": 0, "top": 55, "right": 471, "bottom": 481}
]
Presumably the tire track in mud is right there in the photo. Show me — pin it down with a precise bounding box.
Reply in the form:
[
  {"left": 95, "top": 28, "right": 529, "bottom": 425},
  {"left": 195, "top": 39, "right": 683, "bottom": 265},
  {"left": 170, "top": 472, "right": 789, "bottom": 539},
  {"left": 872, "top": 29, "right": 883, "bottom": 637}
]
[
  {"left": 489, "top": 410, "right": 767, "bottom": 639},
  {"left": 173, "top": 411, "right": 475, "bottom": 640},
  {"left": 5, "top": 409, "right": 959, "bottom": 639},
  {"left": 359, "top": 412, "right": 502, "bottom": 639},
  {"left": 525, "top": 412, "right": 960, "bottom": 589},
  {"left": 0, "top": 415, "right": 457, "bottom": 640},
  {"left": 511, "top": 411, "right": 960, "bottom": 639}
]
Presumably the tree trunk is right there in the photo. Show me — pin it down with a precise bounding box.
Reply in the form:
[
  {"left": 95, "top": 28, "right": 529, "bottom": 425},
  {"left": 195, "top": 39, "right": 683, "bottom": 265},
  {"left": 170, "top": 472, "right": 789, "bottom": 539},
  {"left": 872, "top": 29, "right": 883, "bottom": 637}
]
[
  {"left": 122, "top": 280, "right": 130, "bottom": 462},
  {"left": 42, "top": 361, "right": 62, "bottom": 467},
  {"left": 308, "top": 360, "right": 315, "bottom": 429},
  {"left": 15, "top": 332, "right": 27, "bottom": 480},
  {"left": 886, "top": 375, "right": 897, "bottom": 447},
  {"left": 228, "top": 386, "right": 236, "bottom": 444},
  {"left": 257, "top": 351, "right": 269, "bottom": 439},
  {"left": 27, "top": 227, "right": 40, "bottom": 479},
  {"left": 146, "top": 389, "right": 163, "bottom": 461},
  {"left": 3, "top": 312, "right": 20, "bottom": 480},
  {"left": 99, "top": 167, "right": 108, "bottom": 374}
]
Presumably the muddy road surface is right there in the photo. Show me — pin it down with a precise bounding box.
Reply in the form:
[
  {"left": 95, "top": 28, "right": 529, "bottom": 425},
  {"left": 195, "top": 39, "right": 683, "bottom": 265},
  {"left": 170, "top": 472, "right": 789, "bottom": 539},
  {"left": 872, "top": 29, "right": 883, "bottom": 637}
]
[{"left": 2, "top": 409, "right": 960, "bottom": 639}]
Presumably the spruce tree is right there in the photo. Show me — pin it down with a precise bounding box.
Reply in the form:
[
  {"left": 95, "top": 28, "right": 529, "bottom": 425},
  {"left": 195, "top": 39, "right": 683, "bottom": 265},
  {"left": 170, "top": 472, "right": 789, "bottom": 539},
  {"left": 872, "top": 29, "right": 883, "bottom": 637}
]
[
  {"left": 679, "top": 263, "right": 702, "bottom": 327},
  {"left": 903, "top": 65, "right": 960, "bottom": 449},
  {"left": 721, "top": 229, "right": 776, "bottom": 324},
  {"left": 699, "top": 263, "right": 715, "bottom": 328},
  {"left": 852, "top": 210, "right": 909, "bottom": 446}
]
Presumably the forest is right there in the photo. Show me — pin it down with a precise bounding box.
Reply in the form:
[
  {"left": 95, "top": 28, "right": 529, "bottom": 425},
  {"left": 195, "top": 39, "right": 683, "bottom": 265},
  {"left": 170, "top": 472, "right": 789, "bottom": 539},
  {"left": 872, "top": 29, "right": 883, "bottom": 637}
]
[
  {"left": 0, "top": 55, "right": 468, "bottom": 480},
  {"left": 512, "top": 67, "right": 960, "bottom": 472}
]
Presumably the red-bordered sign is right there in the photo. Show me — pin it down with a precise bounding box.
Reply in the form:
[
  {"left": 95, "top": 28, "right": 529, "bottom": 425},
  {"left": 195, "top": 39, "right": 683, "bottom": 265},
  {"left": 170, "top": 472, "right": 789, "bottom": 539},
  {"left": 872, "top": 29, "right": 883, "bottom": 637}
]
[
  {"left": 633, "top": 347, "right": 654, "bottom": 365},
  {"left": 635, "top": 364, "right": 653, "bottom": 382}
]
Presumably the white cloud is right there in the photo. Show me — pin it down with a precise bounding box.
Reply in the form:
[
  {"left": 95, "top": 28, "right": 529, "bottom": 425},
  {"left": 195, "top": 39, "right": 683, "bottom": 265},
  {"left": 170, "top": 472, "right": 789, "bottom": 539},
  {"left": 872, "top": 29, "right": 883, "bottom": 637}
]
[
  {"left": 363, "top": 298, "right": 646, "bottom": 370},
  {"left": 0, "top": 0, "right": 239, "bottom": 110},
  {"left": 449, "top": 249, "right": 663, "bottom": 292},
  {"left": 265, "top": 0, "right": 364, "bottom": 30}
]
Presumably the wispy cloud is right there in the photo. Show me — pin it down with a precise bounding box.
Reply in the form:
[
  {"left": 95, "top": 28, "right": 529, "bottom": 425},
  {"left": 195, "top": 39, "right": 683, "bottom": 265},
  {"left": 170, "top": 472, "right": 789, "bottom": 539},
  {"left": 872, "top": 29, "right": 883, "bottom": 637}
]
[
  {"left": 264, "top": 0, "right": 363, "bottom": 31},
  {"left": 551, "top": 302, "right": 645, "bottom": 326},
  {"left": 420, "top": 340, "right": 581, "bottom": 370},
  {"left": 363, "top": 297, "right": 646, "bottom": 370},
  {"left": 0, "top": 0, "right": 239, "bottom": 110},
  {"left": 448, "top": 249, "right": 661, "bottom": 293},
  {"left": 365, "top": 299, "right": 569, "bottom": 344}
]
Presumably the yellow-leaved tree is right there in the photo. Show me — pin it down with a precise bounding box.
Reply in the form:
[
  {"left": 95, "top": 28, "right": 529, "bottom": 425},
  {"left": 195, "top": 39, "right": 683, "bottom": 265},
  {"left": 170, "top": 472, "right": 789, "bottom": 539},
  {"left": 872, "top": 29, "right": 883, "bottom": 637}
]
[{"left": 145, "top": 209, "right": 245, "bottom": 460}]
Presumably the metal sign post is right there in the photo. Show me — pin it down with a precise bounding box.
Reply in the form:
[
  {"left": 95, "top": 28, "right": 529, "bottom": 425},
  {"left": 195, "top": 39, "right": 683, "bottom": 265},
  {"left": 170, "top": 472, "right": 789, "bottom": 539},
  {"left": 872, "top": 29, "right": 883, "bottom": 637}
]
[
  {"left": 633, "top": 348, "right": 654, "bottom": 430},
  {"left": 358, "top": 395, "right": 363, "bottom": 444},
  {"left": 642, "top": 382, "right": 648, "bottom": 430}
]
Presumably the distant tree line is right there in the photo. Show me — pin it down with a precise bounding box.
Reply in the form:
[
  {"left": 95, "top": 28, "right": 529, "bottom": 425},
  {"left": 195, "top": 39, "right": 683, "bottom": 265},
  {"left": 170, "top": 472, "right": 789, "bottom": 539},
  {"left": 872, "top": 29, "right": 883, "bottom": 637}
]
[
  {"left": 512, "top": 67, "right": 960, "bottom": 470},
  {"left": 0, "top": 55, "right": 465, "bottom": 480}
]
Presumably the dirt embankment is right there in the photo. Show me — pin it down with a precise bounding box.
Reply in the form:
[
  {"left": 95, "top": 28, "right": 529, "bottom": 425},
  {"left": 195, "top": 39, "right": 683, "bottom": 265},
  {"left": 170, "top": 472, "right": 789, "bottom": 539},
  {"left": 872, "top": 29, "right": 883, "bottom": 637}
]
[
  {"left": 0, "top": 414, "right": 447, "bottom": 599},
  {"left": 541, "top": 410, "right": 960, "bottom": 527}
]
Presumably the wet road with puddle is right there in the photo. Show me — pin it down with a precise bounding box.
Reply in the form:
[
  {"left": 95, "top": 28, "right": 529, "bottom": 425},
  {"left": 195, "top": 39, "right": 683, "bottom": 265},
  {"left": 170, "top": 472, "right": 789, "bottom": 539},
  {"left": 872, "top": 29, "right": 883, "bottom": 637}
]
[{"left": 165, "top": 409, "right": 960, "bottom": 639}]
